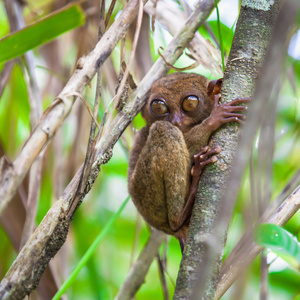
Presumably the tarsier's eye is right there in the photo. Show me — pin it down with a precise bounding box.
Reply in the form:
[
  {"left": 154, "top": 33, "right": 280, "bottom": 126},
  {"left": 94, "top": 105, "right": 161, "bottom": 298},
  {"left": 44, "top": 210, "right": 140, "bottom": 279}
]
[
  {"left": 150, "top": 100, "right": 169, "bottom": 115},
  {"left": 182, "top": 95, "right": 199, "bottom": 112}
]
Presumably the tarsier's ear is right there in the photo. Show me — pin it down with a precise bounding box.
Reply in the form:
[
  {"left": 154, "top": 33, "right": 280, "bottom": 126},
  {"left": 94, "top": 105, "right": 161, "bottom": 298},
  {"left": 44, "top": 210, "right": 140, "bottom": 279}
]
[
  {"left": 141, "top": 100, "right": 148, "bottom": 118},
  {"left": 207, "top": 78, "right": 223, "bottom": 96}
]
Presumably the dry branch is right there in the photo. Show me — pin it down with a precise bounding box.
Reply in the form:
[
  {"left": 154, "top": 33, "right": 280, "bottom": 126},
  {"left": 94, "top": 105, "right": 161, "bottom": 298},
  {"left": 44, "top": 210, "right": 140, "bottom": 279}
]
[
  {"left": 114, "top": 230, "right": 166, "bottom": 300},
  {"left": 215, "top": 184, "right": 300, "bottom": 299},
  {"left": 144, "top": 0, "right": 222, "bottom": 74},
  {"left": 0, "top": 0, "right": 144, "bottom": 215},
  {"left": 0, "top": 1, "right": 218, "bottom": 298},
  {"left": 6, "top": 0, "right": 44, "bottom": 250}
]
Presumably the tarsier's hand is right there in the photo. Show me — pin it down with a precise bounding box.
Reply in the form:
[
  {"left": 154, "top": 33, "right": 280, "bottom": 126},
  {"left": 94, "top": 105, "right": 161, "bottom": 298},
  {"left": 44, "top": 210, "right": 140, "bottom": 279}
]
[
  {"left": 207, "top": 95, "right": 251, "bottom": 131},
  {"left": 191, "top": 145, "right": 221, "bottom": 178}
]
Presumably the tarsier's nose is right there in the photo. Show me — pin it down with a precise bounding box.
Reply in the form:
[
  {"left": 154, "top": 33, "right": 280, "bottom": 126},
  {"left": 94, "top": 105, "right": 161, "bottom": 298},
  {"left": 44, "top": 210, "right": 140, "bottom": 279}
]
[{"left": 170, "top": 112, "right": 182, "bottom": 128}]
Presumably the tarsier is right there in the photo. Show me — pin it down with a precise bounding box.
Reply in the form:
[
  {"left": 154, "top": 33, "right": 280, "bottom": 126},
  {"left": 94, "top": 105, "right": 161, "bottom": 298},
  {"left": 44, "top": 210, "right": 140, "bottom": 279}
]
[{"left": 128, "top": 72, "right": 250, "bottom": 251}]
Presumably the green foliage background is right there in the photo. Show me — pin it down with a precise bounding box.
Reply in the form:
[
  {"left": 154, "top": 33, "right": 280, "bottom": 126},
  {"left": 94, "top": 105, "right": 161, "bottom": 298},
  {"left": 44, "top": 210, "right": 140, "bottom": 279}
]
[{"left": 0, "top": 0, "right": 300, "bottom": 299}]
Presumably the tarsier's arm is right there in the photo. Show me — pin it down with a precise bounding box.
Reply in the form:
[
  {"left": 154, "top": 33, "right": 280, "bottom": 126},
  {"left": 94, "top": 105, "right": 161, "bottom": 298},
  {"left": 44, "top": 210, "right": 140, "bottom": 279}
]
[
  {"left": 177, "top": 94, "right": 250, "bottom": 249},
  {"left": 185, "top": 94, "right": 250, "bottom": 156}
]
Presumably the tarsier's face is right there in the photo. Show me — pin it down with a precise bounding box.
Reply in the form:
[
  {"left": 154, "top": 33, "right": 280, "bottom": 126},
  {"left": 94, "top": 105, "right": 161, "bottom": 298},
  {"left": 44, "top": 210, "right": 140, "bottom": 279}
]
[{"left": 142, "top": 73, "right": 214, "bottom": 133}]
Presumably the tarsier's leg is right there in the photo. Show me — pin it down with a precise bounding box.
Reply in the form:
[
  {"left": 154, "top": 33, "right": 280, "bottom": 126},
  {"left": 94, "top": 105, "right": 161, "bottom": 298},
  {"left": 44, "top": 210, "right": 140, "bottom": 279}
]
[
  {"left": 174, "top": 96, "right": 251, "bottom": 250},
  {"left": 128, "top": 121, "right": 191, "bottom": 234},
  {"left": 172, "top": 145, "right": 221, "bottom": 250},
  {"left": 129, "top": 121, "right": 221, "bottom": 250}
]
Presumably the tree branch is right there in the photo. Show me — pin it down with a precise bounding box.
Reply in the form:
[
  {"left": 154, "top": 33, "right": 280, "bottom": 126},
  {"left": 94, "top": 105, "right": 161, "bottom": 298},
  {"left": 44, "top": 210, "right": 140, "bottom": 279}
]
[
  {"left": 214, "top": 1, "right": 300, "bottom": 295},
  {"left": 215, "top": 184, "right": 300, "bottom": 299},
  {"left": 174, "top": 1, "right": 283, "bottom": 299},
  {"left": 114, "top": 230, "right": 166, "bottom": 300},
  {"left": 144, "top": 0, "right": 222, "bottom": 74}
]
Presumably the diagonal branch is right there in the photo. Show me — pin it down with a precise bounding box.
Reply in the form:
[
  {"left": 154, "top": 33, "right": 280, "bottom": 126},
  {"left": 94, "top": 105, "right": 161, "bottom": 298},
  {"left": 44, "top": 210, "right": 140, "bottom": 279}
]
[
  {"left": 0, "top": 1, "right": 218, "bottom": 299},
  {"left": 215, "top": 184, "right": 300, "bottom": 299},
  {"left": 114, "top": 229, "right": 166, "bottom": 300},
  {"left": 144, "top": 0, "right": 222, "bottom": 74}
]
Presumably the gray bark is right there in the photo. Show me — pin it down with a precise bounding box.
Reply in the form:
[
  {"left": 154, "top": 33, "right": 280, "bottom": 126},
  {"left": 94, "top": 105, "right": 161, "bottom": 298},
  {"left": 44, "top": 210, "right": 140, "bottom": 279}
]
[{"left": 173, "top": 1, "right": 281, "bottom": 299}]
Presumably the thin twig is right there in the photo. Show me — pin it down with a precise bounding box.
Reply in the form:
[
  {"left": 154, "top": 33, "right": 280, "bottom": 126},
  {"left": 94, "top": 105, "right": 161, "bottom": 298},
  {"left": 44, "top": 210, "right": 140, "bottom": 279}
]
[
  {"left": 0, "top": 60, "right": 15, "bottom": 100},
  {"left": 158, "top": 47, "right": 199, "bottom": 71},
  {"left": 105, "top": 0, "right": 117, "bottom": 28},
  {"left": 156, "top": 253, "right": 170, "bottom": 300},
  {"left": 144, "top": 0, "right": 222, "bottom": 74},
  {"left": 260, "top": 254, "right": 268, "bottom": 300},
  {"left": 75, "top": 92, "right": 101, "bottom": 130},
  {"left": 4, "top": 0, "right": 43, "bottom": 251},
  {"left": 105, "top": 0, "right": 144, "bottom": 130},
  {"left": 73, "top": 0, "right": 105, "bottom": 213},
  {"left": 114, "top": 230, "right": 166, "bottom": 300}
]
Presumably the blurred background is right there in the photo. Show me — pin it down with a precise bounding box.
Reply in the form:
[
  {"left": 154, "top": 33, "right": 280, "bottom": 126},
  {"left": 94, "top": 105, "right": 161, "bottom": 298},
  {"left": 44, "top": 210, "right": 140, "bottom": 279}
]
[{"left": 0, "top": 0, "right": 299, "bottom": 299}]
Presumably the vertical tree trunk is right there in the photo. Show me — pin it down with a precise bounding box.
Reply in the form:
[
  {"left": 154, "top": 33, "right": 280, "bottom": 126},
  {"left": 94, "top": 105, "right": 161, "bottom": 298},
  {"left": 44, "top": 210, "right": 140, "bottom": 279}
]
[{"left": 173, "top": 1, "right": 281, "bottom": 299}]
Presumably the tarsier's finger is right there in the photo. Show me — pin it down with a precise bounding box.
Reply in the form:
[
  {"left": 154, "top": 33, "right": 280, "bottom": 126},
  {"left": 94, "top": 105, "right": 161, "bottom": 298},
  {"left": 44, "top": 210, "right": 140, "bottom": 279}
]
[
  {"left": 223, "top": 105, "right": 248, "bottom": 112},
  {"left": 194, "top": 146, "right": 220, "bottom": 163},
  {"left": 199, "top": 156, "right": 218, "bottom": 168},
  {"left": 196, "top": 146, "right": 209, "bottom": 156},
  {"left": 192, "top": 146, "right": 221, "bottom": 176},
  {"left": 214, "top": 94, "right": 221, "bottom": 104},
  {"left": 227, "top": 97, "right": 251, "bottom": 105},
  {"left": 222, "top": 116, "right": 244, "bottom": 125},
  {"left": 199, "top": 146, "right": 221, "bottom": 160},
  {"left": 194, "top": 146, "right": 209, "bottom": 165},
  {"left": 191, "top": 157, "right": 218, "bottom": 176},
  {"left": 223, "top": 112, "right": 246, "bottom": 119}
]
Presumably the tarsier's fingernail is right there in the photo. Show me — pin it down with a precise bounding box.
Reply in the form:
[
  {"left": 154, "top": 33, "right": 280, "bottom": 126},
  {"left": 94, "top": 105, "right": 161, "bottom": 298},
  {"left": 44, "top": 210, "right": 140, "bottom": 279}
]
[
  {"left": 214, "top": 145, "right": 221, "bottom": 152},
  {"left": 211, "top": 156, "right": 218, "bottom": 163}
]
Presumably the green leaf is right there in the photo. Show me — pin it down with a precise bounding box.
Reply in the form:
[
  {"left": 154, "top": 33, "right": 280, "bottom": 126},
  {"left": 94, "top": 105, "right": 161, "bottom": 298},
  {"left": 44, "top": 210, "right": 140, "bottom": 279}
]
[
  {"left": 0, "top": 3, "right": 85, "bottom": 63},
  {"left": 254, "top": 223, "right": 300, "bottom": 271},
  {"left": 199, "top": 21, "right": 234, "bottom": 55},
  {"left": 214, "top": 0, "right": 225, "bottom": 73}
]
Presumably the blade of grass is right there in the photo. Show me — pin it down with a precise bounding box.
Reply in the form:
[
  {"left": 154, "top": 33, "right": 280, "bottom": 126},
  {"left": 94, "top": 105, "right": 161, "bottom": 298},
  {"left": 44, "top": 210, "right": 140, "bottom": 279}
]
[
  {"left": 214, "top": 0, "right": 225, "bottom": 73},
  {"left": 52, "top": 196, "right": 130, "bottom": 300},
  {"left": 0, "top": 3, "right": 85, "bottom": 63}
]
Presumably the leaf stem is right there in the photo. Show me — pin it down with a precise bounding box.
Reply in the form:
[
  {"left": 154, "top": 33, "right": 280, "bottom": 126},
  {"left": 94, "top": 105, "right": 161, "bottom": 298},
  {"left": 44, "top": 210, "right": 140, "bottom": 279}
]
[{"left": 214, "top": 0, "right": 225, "bottom": 73}]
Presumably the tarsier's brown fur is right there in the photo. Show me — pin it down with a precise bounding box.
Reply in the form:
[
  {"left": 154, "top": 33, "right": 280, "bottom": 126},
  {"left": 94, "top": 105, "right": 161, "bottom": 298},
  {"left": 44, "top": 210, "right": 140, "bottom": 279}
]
[{"left": 128, "top": 73, "right": 249, "bottom": 250}]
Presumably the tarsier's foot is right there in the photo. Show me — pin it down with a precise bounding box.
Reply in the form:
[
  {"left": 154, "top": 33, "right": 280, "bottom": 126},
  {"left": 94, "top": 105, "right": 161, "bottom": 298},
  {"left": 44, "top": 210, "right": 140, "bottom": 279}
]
[
  {"left": 174, "top": 226, "right": 189, "bottom": 253},
  {"left": 191, "top": 145, "right": 221, "bottom": 177},
  {"left": 208, "top": 95, "right": 251, "bottom": 130}
]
